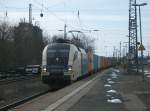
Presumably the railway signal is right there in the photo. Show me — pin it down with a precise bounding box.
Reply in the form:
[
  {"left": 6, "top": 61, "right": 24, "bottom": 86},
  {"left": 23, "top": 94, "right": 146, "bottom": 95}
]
[{"left": 138, "top": 44, "right": 145, "bottom": 51}]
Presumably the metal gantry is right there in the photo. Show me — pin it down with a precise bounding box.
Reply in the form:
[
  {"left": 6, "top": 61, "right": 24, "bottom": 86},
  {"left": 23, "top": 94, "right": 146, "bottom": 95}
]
[{"left": 128, "top": 0, "right": 138, "bottom": 71}]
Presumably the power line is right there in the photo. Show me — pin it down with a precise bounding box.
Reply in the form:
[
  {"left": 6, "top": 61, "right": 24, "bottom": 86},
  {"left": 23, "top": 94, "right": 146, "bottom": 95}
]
[
  {"left": 0, "top": 0, "right": 102, "bottom": 35},
  {"left": 31, "top": 0, "right": 92, "bottom": 31}
]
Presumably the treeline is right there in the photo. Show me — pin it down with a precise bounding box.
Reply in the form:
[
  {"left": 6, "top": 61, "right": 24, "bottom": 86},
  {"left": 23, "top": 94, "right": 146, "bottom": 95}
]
[
  {"left": 0, "top": 22, "right": 48, "bottom": 72},
  {"left": 0, "top": 21, "right": 95, "bottom": 72},
  {"left": 51, "top": 34, "right": 95, "bottom": 52}
]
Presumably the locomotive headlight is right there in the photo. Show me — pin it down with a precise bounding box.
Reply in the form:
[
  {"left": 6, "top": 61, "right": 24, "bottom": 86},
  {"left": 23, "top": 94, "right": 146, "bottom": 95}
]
[
  {"left": 43, "top": 68, "right": 46, "bottom": 72},
  {"left": 68, "top": 66, "right": 72, "bottom": 71},
  {"left": 43, "top": 66, "right": 47, "bottom": 72}
]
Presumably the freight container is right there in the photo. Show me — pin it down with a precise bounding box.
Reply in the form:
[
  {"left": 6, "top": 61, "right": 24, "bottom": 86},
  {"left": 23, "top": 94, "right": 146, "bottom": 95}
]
[
  {"left": 87, "top": 48, "right": 93, "bottom": 74},
  {"left": 101, "top": 56, "right": 105, "bottom": 69},
  {"left": 93, "top": 54, "right": 98, "bottom": 72},
  {"left": 98, "top": 56, "right": 102, "bottom": 70}
]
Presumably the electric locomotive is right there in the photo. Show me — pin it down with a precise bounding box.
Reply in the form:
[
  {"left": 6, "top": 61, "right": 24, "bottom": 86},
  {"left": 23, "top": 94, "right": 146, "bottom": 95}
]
[
  {"left": 41, "top": 42, "right": 83, "bottom": 87},
  {"left": 41, "top": 41, "right": 112, "bottom": 88}
]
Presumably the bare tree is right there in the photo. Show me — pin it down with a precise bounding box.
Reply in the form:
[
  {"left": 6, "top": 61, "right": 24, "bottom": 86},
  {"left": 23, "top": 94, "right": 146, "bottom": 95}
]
[
  {"left": 50, "top": 33, "right": 95, "bottom": 51},
  {"left": 0, "top": 22, "right": 14, "bottom": 41},
  {"left": 0, "top": 22, "right": 14, "bottom": 71},
  {"left": 81, "top": 35, "right": 95, "bottom": 51},
  {"left": 13, "top": 22, "right": 44, "bottom": 66},
  {"left": 43, "top": 34, "right": 51, "bottom": 46}
]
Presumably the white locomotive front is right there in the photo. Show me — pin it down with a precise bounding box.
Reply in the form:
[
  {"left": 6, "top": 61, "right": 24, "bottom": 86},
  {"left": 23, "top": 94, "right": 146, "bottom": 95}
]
[{"left": 41, "top": 43, "right": 81, "bottom": 87}]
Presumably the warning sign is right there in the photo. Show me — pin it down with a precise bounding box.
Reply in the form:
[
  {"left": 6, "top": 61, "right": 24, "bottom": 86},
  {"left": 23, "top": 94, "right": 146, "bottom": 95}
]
[{"left": 138, "top": 44, "right": 145, "bottom": 51}]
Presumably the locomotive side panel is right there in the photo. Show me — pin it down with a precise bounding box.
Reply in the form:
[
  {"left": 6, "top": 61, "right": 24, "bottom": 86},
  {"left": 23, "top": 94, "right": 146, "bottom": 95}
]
[
  {"left": 69, "top": 45, "right": 82, "bottom": 81},
  {"left": 80, "top": 48, "right": 88, "bottom": 76}
]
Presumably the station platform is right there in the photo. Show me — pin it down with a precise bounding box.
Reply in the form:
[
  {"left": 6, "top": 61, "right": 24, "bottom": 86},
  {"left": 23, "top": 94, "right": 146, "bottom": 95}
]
[
  {"left": 12, "top": 68, "right": 150, "bottom": 111},
  {"left": 53, "top": 68, "right": 125, "bottom": 111},
  {"left": 52, "top": 68, "right": 149, "bottom": 111}
]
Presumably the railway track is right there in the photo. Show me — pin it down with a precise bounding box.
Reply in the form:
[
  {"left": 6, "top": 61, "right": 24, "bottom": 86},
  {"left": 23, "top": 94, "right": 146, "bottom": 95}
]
[
  {"left": 0, "top": 75, "right": 39, "bottom": 85},
  {"left": 0, "top": 89, "right": 51, "bottom": 111}
]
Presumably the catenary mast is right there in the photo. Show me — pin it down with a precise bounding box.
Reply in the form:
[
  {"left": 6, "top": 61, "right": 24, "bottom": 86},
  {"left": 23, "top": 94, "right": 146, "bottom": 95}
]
[{"left": 128, "top": 0, "right": 138, "bottom": 71}]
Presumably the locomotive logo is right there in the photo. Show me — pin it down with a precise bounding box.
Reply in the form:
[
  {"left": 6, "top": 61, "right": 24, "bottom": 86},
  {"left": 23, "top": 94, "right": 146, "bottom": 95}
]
[{"left": 56, "top": 57, "right": 59, "bottom": 62}]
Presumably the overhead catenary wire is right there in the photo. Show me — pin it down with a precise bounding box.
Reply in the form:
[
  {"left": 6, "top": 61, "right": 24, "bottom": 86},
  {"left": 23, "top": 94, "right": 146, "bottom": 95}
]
[
  {"left": 32, "top": 0, "right": 92, "bottom": 32},
  {"left": 0, "top": 0, "right": 101, "bottom": 34}
]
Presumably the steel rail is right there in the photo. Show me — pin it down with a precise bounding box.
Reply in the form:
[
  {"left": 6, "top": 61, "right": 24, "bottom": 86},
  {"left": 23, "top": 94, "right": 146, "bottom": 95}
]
[{"left": 0, "top": 89, "right": 51, "bottom": 111}]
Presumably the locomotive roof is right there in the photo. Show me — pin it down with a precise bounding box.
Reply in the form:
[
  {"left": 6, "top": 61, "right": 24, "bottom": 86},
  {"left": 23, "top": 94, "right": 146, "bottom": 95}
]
[{"left": 48, "top": 42, "right": 73, "bottom": 47}]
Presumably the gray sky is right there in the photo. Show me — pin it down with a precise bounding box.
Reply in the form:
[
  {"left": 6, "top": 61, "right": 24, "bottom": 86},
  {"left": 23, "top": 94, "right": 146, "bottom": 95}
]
[{"left": 0, "top": 0, "right": 149, "bottom": 56}]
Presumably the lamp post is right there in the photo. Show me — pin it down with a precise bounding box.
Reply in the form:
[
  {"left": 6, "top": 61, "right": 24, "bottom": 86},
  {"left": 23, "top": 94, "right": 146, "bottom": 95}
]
[
  {"left": 132, "top": 3, "right": 147, "bottom": 81},
  {"left": 58, "top": 24, "right": 67, "bottom": 39}
]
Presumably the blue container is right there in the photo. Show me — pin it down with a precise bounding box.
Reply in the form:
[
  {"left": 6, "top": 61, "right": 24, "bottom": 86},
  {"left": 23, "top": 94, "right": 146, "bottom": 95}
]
[{"left": 93, "top": 54, "right": 99, "bottom": 72}]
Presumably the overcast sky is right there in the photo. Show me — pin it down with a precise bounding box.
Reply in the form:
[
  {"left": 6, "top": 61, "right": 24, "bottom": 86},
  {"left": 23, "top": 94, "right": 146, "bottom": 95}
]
[{"left": 0, "top": 0, "right": 149, "bottom": 56}]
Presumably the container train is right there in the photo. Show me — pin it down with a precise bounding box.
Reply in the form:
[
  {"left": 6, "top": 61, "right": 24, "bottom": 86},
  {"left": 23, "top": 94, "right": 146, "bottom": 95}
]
[{"left": 41, "top": 42, "right": 112, "bottom": 87}]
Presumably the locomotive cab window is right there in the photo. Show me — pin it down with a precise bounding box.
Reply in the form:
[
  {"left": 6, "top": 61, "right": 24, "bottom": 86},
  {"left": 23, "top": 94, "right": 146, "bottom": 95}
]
[{"left": 46, "top": 44, "right": 70, "bottom": 70}]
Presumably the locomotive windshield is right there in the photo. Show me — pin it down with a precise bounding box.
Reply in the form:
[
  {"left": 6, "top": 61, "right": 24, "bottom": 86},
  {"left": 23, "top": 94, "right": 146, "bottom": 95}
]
[{"left": 47, "top": 44, "right": 70, "bottom": 70}]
